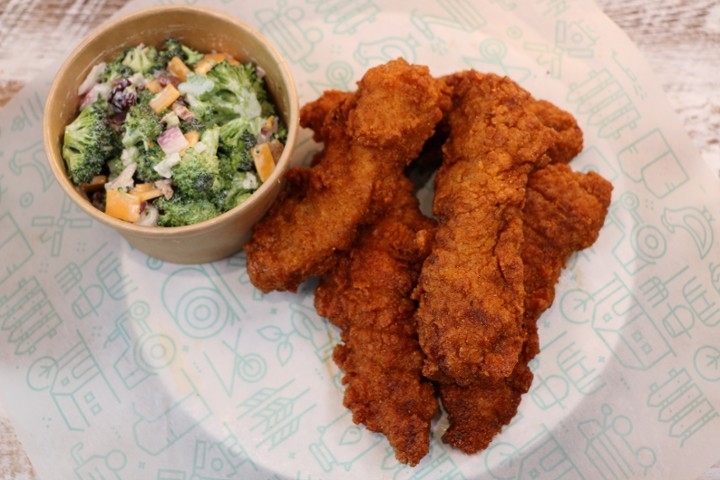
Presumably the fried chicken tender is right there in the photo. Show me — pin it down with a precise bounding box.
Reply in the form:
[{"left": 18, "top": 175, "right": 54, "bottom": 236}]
[
  {"left": 414, "top": 72, "right": 558, "bottom": 385},
  {"left": 438, "top": 163, "right": 613, "bottom": 454},
  {"left": 526, "top": 99, "right": 583, "bottom": 164},
  {"left": 314, "top": 176, "right": 437, "bottom": 466},
  {"left": 244, "top": 59, "right": 448, "bottom": 293}
]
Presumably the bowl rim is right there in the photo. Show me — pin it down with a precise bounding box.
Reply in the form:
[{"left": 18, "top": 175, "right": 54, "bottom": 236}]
[{"left": 43, "top": 4, "right": 299, "bottom": 238}]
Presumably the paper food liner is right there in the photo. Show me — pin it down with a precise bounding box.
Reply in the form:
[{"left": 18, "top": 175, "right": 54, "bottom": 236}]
[{"left": 1, "top": 0, "right": 719, "bottom": 478}]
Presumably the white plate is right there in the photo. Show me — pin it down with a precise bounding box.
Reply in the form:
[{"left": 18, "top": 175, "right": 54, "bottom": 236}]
[{"left": 1, "top": 0, "right": 719, "bottom": 478}]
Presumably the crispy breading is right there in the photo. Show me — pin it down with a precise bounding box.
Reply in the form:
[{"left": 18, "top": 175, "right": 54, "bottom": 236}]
[
  {"left": 438, "top": 163, "right": 613, "bottom": 454},
  {"left": 414, "top": 72, "right": 558, "bottom": 385},
  {"left": 314, "top": 176, "right": 437, "bottom": 466},
  {"left": 526, "top": 99, "right": 584, "bottom": 164},
  {"left": 244, "top": 59, "right": 448, "bottom": 292}
]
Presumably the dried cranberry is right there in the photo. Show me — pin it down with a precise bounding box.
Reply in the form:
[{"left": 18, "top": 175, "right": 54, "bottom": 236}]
[{"left": 109, "top": 79, "right": 137, "bottom": 113}]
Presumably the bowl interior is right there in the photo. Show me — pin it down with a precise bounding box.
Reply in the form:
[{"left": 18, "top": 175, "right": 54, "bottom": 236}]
[{"left": 44, "top": 6, "right": 298, "bottom": 263}]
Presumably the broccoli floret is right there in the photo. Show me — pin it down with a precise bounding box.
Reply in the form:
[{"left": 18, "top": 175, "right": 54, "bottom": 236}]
[
  {"left": 205, "top": 62, "right": 264, "bottom": 124},
  {"left": 171, "top": 127, "right": 223, "bottom": 201},
  {"left": 135, "top": 145, "right": 165, "bottom": 182},
  {"left": 121, "top": 103, "right": 163, "bottom": 148},
  {"left": 219, "top": 117, "right": 257, "bottom": 172},
  {"left": 156, "top": 195, "right": 220, "bottom": 227},
  {"left": 62, "top": 99, "right": 116, "bottom": 184},
  {"left": 223, "top": 171, "right": 259, "bottom": 211},
  {"left": 100, "top": 54, "right": 133, "bottom": 83},
  {"left": 178, "top": 73, "right": 215, "bottom": 121},
  {"left": 122, "top": 44, "right": 160, "bottom": 74},
  {"left": 156, "top": 38, "right": 204, "bottom": 66},
  {"left": 180, "top": 116, "right": 206, "bottom": 135},
  {"left": 106, "top": 156, "right": 124, "bottom": 179},
  {"left": 182, "top": 62, "right": 270, "bottom": 126},
  {"left": 181, "top": 45, "right": 204, "bottom": 66}
]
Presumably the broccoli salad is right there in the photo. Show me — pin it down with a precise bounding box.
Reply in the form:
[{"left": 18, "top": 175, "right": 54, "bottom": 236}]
[{"left": 62, "top": 38, "right": 286, "bottom": 227}]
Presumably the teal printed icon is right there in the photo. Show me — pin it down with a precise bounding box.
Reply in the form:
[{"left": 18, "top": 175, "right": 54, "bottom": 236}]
[
  {"left": 258, "top": 302, "right": 335, "bottom": 366},
  {"left": 9, "top": 140, "right": 55, "bottom": 192},
  {"left": 560, "top": 274, "right": 672, "bottom": 370},
  {"left": 523, "top": 20, "right": 596, "bottom": 77},
  {"left": 637, "top": 267, "right": 697, "bottom": 339},
  {"left": 256, "top": 4, "right": 323, "bottom": 72},
  {"left": 529, "top": 366, "right": 570, "bottom": 410},
  {"left": 647, "top": 368, "right": 719, "bottom": 446},
  {"left": 411, "top": 0, "right": 486, "bottom": 41},
  {"left": 484, "top": 426, "right": 583, "bottom": 480},
  {"left": 617, "top": 129, "right": 689, "bottom": 199},
  {"left": 611, "top": 50, "right": 647, "bottom": 100},
  {"left": 132, "top": 369, "right": 212, "bottom": 455},
  {"left": 104, "top": 301, "right": 176, "bottom": 389},
  {"left": 602, "top": 192, "right": 666, "bottom": 275},
  {"left": 557, "top": 341, "right": 606, "bottom": 395},
  {"left": 555, "top": 21, "right": 596, "bottom": 58},
  {"left": 535, "top": 0, "right": 570, "bottom": 17},
  {"left": 192, "top": 425, "right": 257, "bottom": 479},
  {"left": 578, "top": 404, "right": 656, "bottom": 479},
  {"left": 0, "top": 213, "right": 33, "bottom": 284},
  {"left": 31, "top": 196, "right": 93, "bottom": 257},
  {"left": 710, "top": 263, "right": 720, "bottom": 294},
  {"left": 308, "top": 61, "right": 355, "bottom": 95},
  {"left": 26, "top": 332, "right": 119, "bottom": 431},
  {"left": 162, "top": 264, "right": 245, "bottom": 339},
  {"left": 463, "top": 38, "right": 531, "bottom": 83},
  {"left": 235, "top": 379, "right": 316, "bottom": 451},
  {"left": 97, "top": 248, "right": 138, "bottom": 300},
  {"left": 308, "top": 0, "right": 380, "bottom": 35},
  {"left": 694, "top": 346, "right": 720, "bottom": 382},
  {"left": 380, "top": 439, "right": 465, "bottom": 479},
  {"left": 567, "top": 69, "right": 640, "bottom": 139},
  {"left": 71, "top": 442, "right": 127, "bottom": 480},
  {"left": 1, "top": 277, "right": 62, "bottom": 356},
  {"left": 205, "top": 328, "right": 267, "bottom": 397},
  {"left": 156, "top": 469, "right": 186, "bottom": 480},
  {"left": 309, "top": 411, "right": 384, "bottom": 473},
  {"left": 681, "top": 272, "right": 720, "bottom": 328},
  {"left": 490, "top": 0, "right": 517, "bottom": 11},
  {"left": 354, "top": 35, "right": 420, "bottom": 66},
  {"left": 54, "top": 242, "right": 108, "bottom": 294},
  {"left": 679, "top": 275, "right": 716, "bottom": 329},
  {"left": 662, "top": 205, "right": 714, "bottom": 260},
  {"left": 10, "top": 92, "right": 44, "bottom": 132}
]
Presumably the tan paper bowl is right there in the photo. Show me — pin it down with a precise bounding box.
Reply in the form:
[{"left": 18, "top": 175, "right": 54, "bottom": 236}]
[{"left": 44, "top": 5, "right": 298, "bottom": 264}]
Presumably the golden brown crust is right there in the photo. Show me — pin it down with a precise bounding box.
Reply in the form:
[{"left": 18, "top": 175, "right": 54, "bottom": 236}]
[
  {"left": 438, "top": 163, "right": 612, "bottom": 454},
  {"left": 244, "top": 59, "right": 447, "bottom": 293},
  {"left": 414, "top": 72, "right": 558, "bottom": 385}
]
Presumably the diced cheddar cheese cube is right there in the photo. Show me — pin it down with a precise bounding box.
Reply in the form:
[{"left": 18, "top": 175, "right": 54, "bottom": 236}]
[
  {"left": 251, "top": 143, "right": 275, "bottom": 182},
  {"left": 80, "top": 175, "right": 108, "bottom": 192},
  {"left": 149, "top": 84, "right": 181, "bottom": 114},
  {"left": 194, "top": 52, "right": 240, "bottom": 75},
  {"left": 105, "top": 188, "right": 141, "bottom": 223},
  {"left": 145, "top": 79, "right": 163, "bottom": 94},
  {"left": 168, "top": 56, "right": 191, "bottom": 82}
]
